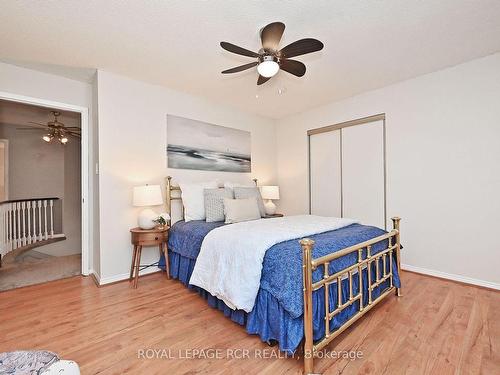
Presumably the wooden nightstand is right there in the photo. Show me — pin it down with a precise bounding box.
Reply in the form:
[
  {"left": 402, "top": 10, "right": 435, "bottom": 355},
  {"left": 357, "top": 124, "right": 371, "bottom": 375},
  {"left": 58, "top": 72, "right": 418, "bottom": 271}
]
[
  {"left": 130, "top": 227, "right": 170, "bottom": 288},
  {"left": 264, "top": 213, "right": 284, "bottom": 218}
]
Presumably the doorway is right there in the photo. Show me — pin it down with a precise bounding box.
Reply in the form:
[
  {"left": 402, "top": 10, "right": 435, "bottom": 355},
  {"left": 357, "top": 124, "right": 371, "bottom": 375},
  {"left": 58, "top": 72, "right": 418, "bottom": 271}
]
[{"left": 0, "top": 92, "right": 89, "bottom": 290}]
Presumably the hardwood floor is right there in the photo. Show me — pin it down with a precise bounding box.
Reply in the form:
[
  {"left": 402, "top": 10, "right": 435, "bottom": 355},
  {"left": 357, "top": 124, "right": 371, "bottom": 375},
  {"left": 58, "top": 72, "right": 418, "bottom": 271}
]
[{"left": 0, "top": 271, "right": 498, "bottom": 374}]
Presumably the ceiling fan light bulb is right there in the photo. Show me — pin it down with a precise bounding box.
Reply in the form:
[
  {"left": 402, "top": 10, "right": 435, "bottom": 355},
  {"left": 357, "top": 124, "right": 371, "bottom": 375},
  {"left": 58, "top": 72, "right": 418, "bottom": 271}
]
[
  {"left": 60, "top": 136, "right": 68, "bottom": 144},
  {"left": 257, "top": 60, "right": 279, "bottom": 78},
  {"left": 42, "top": 134, "right": 52, "bottom": 142}
]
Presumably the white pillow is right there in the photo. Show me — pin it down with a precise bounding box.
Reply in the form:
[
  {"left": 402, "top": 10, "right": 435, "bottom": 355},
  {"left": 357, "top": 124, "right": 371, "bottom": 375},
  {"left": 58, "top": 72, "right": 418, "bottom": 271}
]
[
  {"left": 224, "top": 197, "right": 261, "bottom": 224},
  {"left": 179, "top": 181, "right": 218, "bottom": 222}
]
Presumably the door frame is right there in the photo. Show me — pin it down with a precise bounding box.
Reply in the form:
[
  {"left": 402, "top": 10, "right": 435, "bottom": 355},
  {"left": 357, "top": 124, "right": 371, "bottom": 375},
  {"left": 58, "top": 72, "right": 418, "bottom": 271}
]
[
  {"left": 307, "top": 113, "right": 387, "bottom": 229},
  {"left": 0, "top": 139, "right": 9, "bottom": 201},
  {"left": 0, "top": 91, "right": 91, "bottom": 275}
]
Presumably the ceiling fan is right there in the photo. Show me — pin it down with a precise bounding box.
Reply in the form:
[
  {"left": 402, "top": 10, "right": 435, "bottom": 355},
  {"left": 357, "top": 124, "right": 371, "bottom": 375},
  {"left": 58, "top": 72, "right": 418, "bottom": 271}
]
[
  {"left": 17, "top": 111, "right": 81, "bottom": 144},
  {"left": 220, "top": 22, "right": 324, "bottom": 85}
]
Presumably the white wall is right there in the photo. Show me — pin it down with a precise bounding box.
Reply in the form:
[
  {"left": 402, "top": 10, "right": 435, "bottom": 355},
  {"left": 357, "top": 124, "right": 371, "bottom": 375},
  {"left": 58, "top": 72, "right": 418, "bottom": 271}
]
[
  {"left": 0, "top": 62, "right": 96, "bottom": 271},
  {"left": 276, "top": 52, "right": 500, "bottom": 288},
  {"left": 97, "top": 71, "right": 277, "bottom": 282}
]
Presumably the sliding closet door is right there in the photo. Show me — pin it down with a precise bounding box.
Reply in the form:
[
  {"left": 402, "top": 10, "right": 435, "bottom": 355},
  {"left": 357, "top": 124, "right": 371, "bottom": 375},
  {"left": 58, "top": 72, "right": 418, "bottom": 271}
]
[
  {"left": 309, "top": 130, "right": 342, "bottom": 217},
  {"left": 342, "top": 120, "right": 385, "bottom": 228}
]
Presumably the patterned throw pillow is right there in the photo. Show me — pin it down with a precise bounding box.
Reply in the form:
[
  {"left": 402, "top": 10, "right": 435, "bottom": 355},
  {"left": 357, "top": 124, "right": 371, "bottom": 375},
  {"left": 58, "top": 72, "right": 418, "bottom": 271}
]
[
  {"left": 204, "top": 188, "right": 233, "bottom": 222},
  {"left": 233, "top": 187, "right": 266, "bottom": 217}
]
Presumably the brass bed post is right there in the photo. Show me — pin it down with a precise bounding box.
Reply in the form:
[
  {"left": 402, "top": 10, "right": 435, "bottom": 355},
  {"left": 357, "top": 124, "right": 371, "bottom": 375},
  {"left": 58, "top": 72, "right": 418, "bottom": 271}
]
[
  {"left": 166, "top": 176, "right": 172, "bottom": 227},
  {"left": 391, "top": 217, "right": 402, "bottom": 296},
  {"left": 300, "top": 238, "right": 315, "bottom": 375}
]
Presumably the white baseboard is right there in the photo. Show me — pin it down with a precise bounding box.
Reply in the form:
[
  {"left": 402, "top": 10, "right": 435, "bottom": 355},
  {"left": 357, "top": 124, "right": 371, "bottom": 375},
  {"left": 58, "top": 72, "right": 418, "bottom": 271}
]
[
  {"left": 98, "top": 266, "right": 162, "bottom": 286},
  {"left": 89, "top": 269, "right": 100, "bottom": 285},
  {"left": 401, "top": 264, "right": 500, "bottom": 290}
]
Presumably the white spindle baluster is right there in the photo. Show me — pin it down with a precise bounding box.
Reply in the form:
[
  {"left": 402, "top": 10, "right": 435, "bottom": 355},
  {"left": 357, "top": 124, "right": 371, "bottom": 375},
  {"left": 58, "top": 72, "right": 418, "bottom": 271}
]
[
  {"left": 43, "top": 200, "right": 48, "bottom": 240},
  {"left": 38, "top": 200, "right": 42, "bottom": 241},
  {"left": 49, "top": 199, "right": 54, "bottom": 238},
  {"left": 8, "top": 204, "right": 12, "bottom": 251},
  {"left": 21, "top": 201, "right": 26, "bottom": 246},
  {"left": 17, "top": 202, "right": 22, "bottom": 247},
  {"left": 14, "top": 203, "right": 20, "bottom": 248},
  {"left": 7, "top": 204, "right": 11, "bottom": 250},
  {"left": 26, "top": 201, "right": 32, "bottom": 244},
  {"left": 32, "top": 202, "right": 37, "bottom": 243}
]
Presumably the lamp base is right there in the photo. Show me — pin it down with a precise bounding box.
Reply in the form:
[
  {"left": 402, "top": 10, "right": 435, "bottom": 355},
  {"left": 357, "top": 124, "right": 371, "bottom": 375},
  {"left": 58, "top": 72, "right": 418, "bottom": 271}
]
[
  {"left": 138, "top": 208, "right": 157, "bottom": 229},
  {"left": 264, "top": 200, "right": 277, "bottom": 215}
]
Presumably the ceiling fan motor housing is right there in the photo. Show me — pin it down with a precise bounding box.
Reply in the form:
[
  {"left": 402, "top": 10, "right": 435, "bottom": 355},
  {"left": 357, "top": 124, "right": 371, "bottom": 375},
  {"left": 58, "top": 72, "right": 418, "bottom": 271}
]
[{"left": 259, "top": 54, "right": 279, "bottom": 64}]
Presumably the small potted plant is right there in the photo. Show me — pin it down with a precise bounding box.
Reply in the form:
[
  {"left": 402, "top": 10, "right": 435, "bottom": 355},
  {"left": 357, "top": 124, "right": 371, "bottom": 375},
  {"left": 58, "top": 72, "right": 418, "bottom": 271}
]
[{"left": 153, "top": 213, "right": 170, "bottom": 230}]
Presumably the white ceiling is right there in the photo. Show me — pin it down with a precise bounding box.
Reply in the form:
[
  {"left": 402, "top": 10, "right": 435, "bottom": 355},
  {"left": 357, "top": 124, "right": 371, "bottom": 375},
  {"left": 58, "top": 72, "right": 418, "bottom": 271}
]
[{"left": 1, "top": 0, "right": 500, "bottom": 119}]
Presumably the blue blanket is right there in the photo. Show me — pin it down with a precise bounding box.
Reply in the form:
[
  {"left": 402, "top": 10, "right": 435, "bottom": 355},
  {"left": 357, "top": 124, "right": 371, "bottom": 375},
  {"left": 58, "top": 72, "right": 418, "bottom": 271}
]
[
  {"left": 168, "top": 220, "right": 225, "bottom": 260},
  {"left": 165, "top": 219, "right": 400, "bottom": 352}
]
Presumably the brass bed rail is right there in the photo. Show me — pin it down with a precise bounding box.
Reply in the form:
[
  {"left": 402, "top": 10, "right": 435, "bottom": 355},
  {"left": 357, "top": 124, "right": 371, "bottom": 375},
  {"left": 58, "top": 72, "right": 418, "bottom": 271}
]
[
  {"left": 300, "top": 217, "right": 401, "bottom": 374},
  {"left": 165, "top": 176, "right": 183, "bottom": 226}
]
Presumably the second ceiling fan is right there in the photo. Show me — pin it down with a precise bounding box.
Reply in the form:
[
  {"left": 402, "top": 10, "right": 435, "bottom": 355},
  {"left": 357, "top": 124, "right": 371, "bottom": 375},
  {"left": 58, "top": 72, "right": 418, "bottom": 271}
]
[{"left": 221, "top": 22, "right": 324, "bottom": 85}]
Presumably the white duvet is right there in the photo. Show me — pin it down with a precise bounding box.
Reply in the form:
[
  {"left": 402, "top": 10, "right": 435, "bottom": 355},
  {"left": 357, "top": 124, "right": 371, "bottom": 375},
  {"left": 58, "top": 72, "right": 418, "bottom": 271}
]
[{"left": 189, "top": 215, "right": 358, "bottom": 312}]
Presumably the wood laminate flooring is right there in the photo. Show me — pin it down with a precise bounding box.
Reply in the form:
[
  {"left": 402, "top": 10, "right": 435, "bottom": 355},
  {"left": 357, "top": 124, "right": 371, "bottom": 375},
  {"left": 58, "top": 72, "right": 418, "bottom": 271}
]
[{"left": 0, "top": 271, "right": 498, "bottom": 374}]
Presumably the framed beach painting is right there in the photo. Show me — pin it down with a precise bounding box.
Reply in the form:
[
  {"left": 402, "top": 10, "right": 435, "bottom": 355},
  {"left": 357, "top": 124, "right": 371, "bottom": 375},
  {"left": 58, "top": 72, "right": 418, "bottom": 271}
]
[{"left": 166, "top": 115, "right": 251, "bottom": 173}]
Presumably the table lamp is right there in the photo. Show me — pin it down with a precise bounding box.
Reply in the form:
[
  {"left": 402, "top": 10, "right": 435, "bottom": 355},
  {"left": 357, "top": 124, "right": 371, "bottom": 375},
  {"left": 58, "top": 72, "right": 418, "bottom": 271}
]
[
  {"left": 260, "top": 186, "right": 280, "bottom": 215},
  {"left": 133, "top": 184, "right": 163, "bottom": 229}
]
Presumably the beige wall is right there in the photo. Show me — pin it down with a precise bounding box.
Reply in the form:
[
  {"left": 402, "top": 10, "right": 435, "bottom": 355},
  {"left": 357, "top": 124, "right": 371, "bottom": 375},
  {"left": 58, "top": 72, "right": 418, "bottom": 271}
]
[
  {"left": 0, "top": 122, "right": 81, "bottom": 256},
  {"left": 96, "top": 70, "right": 278, "bottom": 282},
  {"left": 276, "top": 52, "right": 500, "bottom": 288}
]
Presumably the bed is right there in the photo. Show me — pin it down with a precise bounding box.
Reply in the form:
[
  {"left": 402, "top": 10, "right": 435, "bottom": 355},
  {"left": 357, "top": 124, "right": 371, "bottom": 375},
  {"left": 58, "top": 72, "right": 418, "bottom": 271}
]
[{"left": 162, "top": 176, "right": 402, "bottom": 374}]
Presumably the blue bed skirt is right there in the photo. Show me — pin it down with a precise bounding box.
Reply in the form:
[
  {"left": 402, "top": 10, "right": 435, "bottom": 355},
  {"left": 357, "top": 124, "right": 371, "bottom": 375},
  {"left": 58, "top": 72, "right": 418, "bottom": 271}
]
[{"left": 162, "top": 250, "right": 394, "bottom": 354}]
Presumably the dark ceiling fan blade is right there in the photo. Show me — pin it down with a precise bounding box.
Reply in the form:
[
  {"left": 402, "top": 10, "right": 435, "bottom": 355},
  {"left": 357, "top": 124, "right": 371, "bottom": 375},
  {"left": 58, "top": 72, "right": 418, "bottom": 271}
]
[
  {"left": 66, "top": 132, "right": 81, "bottom": 138},
  {"left": 27, "top": 122, "right": 50, "bottom": 128},
  {"left": 279, "top": 38, "right": 324, "bottom": 58},
  {"left": 220, "top": 42, "right": 259, "bottom": 58},
  {"left": 257, "top": 75, "right": 271, "bottom": 85},
  {"left": 260, "top": 22, "right": 285, "bottom": 50},
  {"left": 62, "top": 127, "right": 81, "bottom": 130},
  {"left": 16, "top": 127, "right": 45, "bottom": 131},
  {"left": 280, "top": 59, "right": 306, "bottom": 77},
  {"left": 222, "top": 61, "right": 258, "bottom": 74}
]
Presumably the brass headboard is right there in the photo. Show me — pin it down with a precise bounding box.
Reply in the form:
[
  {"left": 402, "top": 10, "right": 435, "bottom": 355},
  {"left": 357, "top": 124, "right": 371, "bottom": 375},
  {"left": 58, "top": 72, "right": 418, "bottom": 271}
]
[{"left": 165, "top": 176, "right": 258, "bottom": 226}]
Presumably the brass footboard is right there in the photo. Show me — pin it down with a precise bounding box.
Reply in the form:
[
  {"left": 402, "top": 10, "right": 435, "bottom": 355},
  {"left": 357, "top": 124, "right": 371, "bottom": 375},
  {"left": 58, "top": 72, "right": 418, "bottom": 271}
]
[{"left": 300, "top": 217, "right": 402, "bottom": 374}]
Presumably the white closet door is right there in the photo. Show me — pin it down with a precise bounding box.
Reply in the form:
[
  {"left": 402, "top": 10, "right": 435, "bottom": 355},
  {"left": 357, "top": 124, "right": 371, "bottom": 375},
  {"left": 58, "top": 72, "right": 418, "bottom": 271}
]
[
  {"left": 342, "top": 120, "right": 385, "bottom": 228},
  {"left": 310, "top": 130, "right": 342, "bottom": 217}
]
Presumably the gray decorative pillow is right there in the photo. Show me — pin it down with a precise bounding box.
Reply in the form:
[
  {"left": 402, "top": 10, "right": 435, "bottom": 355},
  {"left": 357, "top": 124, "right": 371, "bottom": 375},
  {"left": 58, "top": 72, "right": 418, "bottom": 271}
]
[
  {"left": 224, "top": 197, "right": 261, "bottom": 224},
  {"left": 233, "top": 187, "right": 266, "bottom": 217},
  {"left": 204, "top": 188, "right": 233, "bottom": 222}
]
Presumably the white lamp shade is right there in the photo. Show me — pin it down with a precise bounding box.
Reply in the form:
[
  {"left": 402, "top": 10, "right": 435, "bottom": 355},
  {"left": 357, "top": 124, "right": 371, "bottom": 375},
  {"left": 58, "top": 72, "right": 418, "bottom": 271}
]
[
  {"left": 133, "top": 185, "right": 163, "bottom": 207},
  {"left": 260, "top": 185, "right": 280, "bottom": 200}
]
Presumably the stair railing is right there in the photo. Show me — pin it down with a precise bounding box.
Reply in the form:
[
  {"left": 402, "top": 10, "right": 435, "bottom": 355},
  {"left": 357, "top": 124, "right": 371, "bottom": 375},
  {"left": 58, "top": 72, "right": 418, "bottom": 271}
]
[{"left": 0, "top": 197, "right": 64, "bottom": 264}]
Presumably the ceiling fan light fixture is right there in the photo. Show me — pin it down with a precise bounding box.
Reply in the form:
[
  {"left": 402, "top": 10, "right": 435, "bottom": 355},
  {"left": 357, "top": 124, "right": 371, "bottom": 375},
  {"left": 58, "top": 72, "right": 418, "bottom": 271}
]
[
  {"left": 257, "top": 56, "right": 280, "bottom": 78},
  {"left": 42, "top": 134, "right": 53, "bottom": 142},
  {"left": 59, "top": 135, "right": 69, "bottom": 144}
]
